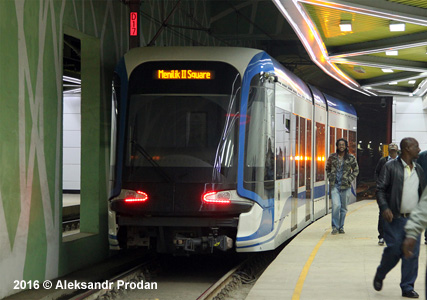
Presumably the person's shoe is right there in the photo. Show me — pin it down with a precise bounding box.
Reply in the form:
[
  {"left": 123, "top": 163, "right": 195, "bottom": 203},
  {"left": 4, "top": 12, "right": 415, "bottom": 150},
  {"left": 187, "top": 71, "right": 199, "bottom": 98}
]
[
  {"left": 378, "top": 238, "right": 384, "bottom": 246},
  {"left": 331, "top": 228, "right": 338, "bottom": 235},
  {"left": 339, "top": 228, "right": 345, "bottom": 234},
  {"left": 402, "top": 290, "right": 419, "bottom": 298},
  {"left": 373, "top": 275, "right": 382, "bottom": 291}
]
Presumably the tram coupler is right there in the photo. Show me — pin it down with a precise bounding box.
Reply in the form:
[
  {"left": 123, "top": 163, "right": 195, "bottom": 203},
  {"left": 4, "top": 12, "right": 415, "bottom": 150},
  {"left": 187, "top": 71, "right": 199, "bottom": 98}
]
[{"left": 183, "top": 235, "right": 233, "bottom": 252}]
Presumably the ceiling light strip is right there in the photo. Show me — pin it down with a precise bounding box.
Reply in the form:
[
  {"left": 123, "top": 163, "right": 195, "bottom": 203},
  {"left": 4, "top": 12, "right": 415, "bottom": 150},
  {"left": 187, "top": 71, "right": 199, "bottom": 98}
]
[
  {"left": 297, "top": 0, "right": 427, "bottom": 26},
  {"left": 360, "top": 73, "right": 426, "bottom": 87},
  {"left": 370, "top": 87, "right": 414, "bottom": 96},
  {"left": 329, "top": 41, "right": 427, "bottom": 59},
  {"left": 63, "top": 88, "right": 82, "bottom": 94},
  {"left": 63, "top": 75, "right": 81, "bottom": 84},
  {"left": 330, "top": 58, "right": 427, "bottom": 73}
]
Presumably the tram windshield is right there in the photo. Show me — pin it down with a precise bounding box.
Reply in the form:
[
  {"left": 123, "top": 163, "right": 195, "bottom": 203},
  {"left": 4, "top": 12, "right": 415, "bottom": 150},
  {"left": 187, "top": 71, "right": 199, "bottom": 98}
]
[{"left": 123, "top": 61, "right": 241, "bottom": 185}]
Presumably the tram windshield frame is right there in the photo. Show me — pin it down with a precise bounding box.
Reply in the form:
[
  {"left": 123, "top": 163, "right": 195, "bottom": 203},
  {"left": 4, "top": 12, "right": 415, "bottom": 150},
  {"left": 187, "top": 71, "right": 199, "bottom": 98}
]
[{"left": 122, "top": 61, "right": 241, "bottom": 185}]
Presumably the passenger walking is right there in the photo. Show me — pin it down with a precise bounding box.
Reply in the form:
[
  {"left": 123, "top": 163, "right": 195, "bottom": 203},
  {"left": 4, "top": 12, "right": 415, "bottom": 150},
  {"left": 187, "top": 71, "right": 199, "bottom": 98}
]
[
  {"left": 403, "top": 187, "right": 427, "bottom": 300},
  {"left": 373, "top": 137, "right": 426, "bottom": 299},
  {"left": 416, "top": 149, "right": 427, "bottom": 244},
  {"left": 326, "top": 138, "right": 359, "bottom": 235},
  {"left": 374, "top": 142, "right": 399, "bottom": 246}
]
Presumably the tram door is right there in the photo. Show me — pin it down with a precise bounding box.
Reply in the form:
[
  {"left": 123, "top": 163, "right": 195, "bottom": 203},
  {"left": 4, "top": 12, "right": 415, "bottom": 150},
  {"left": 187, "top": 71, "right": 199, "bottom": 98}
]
[
  {"left": 314, "top": 122, "right": 327, "bottom": 217},
  {"left": 329, "top": 127, "right": 336, "bottom": 211},
  {"left": 306, "top": 119, "right": 312, "bottom": 222},
  {"left": 291, "top": 115, "right": 312, "bottom": 231},
  {"left": 291, "top": 114, "right": 297, "bottom": 232}
]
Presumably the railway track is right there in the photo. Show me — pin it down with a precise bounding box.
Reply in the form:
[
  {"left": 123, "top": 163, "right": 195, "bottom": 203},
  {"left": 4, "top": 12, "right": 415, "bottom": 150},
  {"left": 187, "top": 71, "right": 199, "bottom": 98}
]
[
  {"left": 68, "top": 248, "right": 283, "bottom": 300},
  {"left": 62, "top": 219, "right": 80, "bottom": 233},
  {"left": 197, "top": 251, "right": 279, "bottom": 300},
  {"left": 68, "top": 261, "right": 154, "bottom": 300}
]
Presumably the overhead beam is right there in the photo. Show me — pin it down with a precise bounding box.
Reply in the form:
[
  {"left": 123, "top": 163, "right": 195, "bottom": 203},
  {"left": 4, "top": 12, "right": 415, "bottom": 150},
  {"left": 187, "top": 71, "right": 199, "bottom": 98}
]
[
  {"left": 358, "top": 71, "right": 424, "bottom": 87},
  {"left": 329, "top": 31, "right": 427, "bottom": 58},
  {"left": 368, "top": 85, "right": 414, "bottom": 96},
  {"left": 298, "top": 0, "right": 427, "bottom": 26},
  {"left": 331, "top": 56, "right": 427, "bottom": 73},
  {"left": 413, "top": 79, "right": 427, "bottom": 97},
  {"left": 369, "top": 85, "right": 412, "bottom": 93}
]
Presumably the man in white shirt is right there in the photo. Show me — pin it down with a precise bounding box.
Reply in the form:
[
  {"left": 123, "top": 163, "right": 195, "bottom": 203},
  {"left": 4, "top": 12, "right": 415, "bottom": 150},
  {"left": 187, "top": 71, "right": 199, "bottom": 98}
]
[{"left": 374, "top": 138, "right": 426, "bottom": 299}]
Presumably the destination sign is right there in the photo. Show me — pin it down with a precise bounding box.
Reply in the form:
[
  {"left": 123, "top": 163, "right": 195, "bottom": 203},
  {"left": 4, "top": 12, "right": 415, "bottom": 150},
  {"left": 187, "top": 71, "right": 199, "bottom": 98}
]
[{"left": 155, "top": 70, "right": 214, "bottom": 80}]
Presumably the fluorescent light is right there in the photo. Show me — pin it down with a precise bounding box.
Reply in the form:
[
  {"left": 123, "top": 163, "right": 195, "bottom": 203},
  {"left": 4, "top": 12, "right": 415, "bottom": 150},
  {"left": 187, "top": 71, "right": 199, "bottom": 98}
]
[
  {"left": 339, "top": 20, "right": 352, "bottom": 32},
  {"left": 382, "top": 68, "right": 394, "bottom": 73},
  {"left": 390, "top": 21, "right": 405, "bottom": 32},
  {"left": 408, "top": 80, "right": 416, "bottom": 84},
  {"left": 63, "top": 75, "right": 81, "bottom": 84},
  {"left": 389, "top": 82, "right": 398, "bottom": 85},
  {"left": 385, "top": 50, "right": 398, "bottom": 56},
  {"left": 63, "top": 88, "right": 81, "bottom": 94}
]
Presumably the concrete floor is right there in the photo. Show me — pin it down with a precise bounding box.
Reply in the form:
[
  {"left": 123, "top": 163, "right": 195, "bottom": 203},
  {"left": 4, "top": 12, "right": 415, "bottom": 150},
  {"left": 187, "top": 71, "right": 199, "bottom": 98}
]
[{"left": 246, "top": 200, "right": 426, "bottom": 300}]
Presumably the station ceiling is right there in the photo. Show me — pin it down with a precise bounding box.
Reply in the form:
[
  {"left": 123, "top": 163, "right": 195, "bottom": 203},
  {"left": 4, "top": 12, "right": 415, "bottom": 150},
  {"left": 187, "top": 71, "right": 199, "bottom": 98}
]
[
  {"left": 128, "top": 1, "right": 427, "bottom": 100},
  {"left": 275, "top": 0, "right": 427, "bottom": 97},
  {"left": 102, "top": 1, "right": 423, "bottom": 101}
]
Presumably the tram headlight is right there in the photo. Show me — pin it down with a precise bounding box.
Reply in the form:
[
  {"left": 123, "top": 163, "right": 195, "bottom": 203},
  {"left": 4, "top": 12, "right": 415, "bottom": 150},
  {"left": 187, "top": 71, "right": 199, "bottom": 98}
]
[
  {"left": 124, "top": 190, "right": 149, "bottom": 203},
  {"left": 202, "top": 191, "right": 231, "bottom": 204}
]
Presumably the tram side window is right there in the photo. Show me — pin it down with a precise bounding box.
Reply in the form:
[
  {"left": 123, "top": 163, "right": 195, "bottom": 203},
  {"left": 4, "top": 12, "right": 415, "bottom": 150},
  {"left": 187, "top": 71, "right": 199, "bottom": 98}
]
[
  {"left": 343, "top": 129, "right": 348, "bottom": 141},
  {"left": 316, "top": 122, "right": 325, "bottom": 182},
  {"left": 275, "top": 108, "right": 291, "bottom": 179},
  {"left": 285, "top": 117, "right": 291, "bottom": 177},
  {"left": 306, "top": 119, "right": 312, "bottom": 189},
  {"left": 349, "top": 130, "right": 357, "bottom": 156},
  {"left": 298, "top": 116, "right": 306, "bottom": 187},
  {"left": 330, "top": 127, "right": 335, "bottom": 153},
  {"left": 337, "top": 128, "right": 343, "bottom": 140}
]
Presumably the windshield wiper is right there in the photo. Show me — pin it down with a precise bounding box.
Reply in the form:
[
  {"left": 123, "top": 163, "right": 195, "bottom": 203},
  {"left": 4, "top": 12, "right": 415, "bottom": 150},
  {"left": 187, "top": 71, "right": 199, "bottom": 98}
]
[{"left": 131, "top": 140, "right": 173, "bottom": 183}]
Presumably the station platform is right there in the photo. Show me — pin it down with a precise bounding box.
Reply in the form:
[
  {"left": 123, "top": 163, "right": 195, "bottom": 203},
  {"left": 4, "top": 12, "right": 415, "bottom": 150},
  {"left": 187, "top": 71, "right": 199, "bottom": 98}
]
[
  {"left": 63, "top": 193, "right": 80, "bottom": 207},
  {"left": 246, "top": 200, "right": 427, "bottom": 300}
]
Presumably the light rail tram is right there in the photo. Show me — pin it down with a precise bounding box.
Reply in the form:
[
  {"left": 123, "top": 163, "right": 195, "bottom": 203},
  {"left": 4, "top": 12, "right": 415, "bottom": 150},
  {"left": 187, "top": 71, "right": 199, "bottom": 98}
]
[{"left": 108, "top": 47, "right": 357, "bottom": 254}]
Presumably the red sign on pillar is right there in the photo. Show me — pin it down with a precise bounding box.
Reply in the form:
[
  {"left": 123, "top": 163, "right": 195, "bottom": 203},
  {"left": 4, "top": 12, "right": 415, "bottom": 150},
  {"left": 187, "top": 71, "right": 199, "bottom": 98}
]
[{"left": 130, "top": 12, "right": 138, "bottom": 36}]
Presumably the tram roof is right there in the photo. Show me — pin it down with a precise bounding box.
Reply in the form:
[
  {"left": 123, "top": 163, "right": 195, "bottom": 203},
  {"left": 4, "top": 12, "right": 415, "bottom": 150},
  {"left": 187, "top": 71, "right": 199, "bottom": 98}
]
[
  {"left": 308, "top": 84, "right": 327, "bottom": 109},
  {"left": 323, "top": 93, "right": 357, "bottom": 117}
]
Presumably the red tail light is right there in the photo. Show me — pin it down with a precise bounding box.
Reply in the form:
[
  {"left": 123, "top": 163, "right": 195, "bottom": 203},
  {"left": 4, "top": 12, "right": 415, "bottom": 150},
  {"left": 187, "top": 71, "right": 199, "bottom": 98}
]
[
  {"left": 124, "top": 191, "right": 148, "bottom": 203},
  {"left": 202, "top": 191, "right": 231, "bottom": 204}
]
